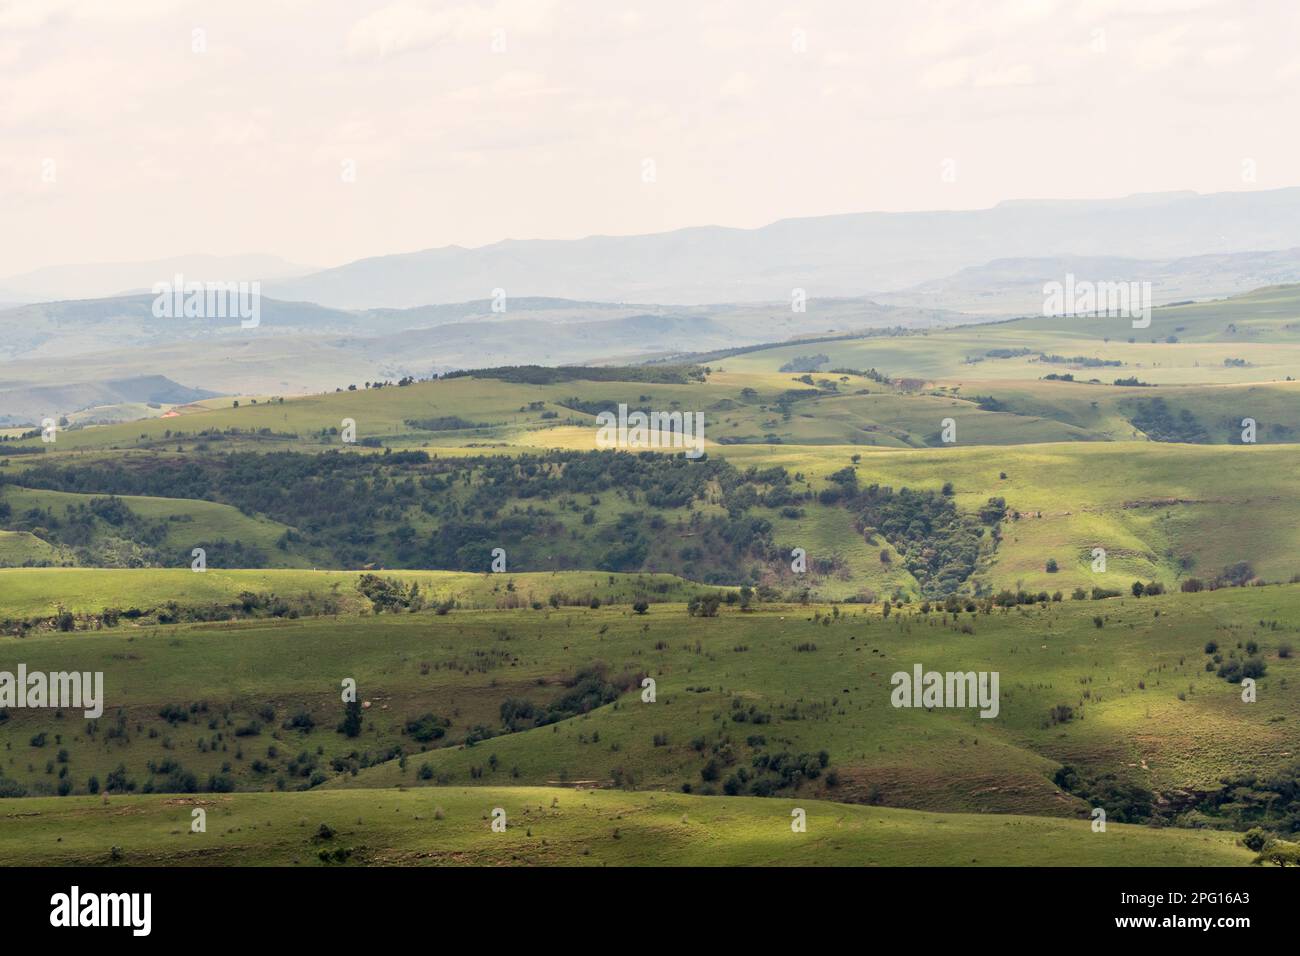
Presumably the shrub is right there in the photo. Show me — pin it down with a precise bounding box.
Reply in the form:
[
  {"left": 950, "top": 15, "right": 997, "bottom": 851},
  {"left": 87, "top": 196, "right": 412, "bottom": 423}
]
[
  {"left": 687, "top": 594, "right": 722, "bottom": 618},
  {"left": 1241, "top": 658, "right": 1268, "bottom": 680},
  {"left": 283, "top": 711, "right": 315, "bottom": 733},
  {"left": 405, "top": 713, "right": 450, "bottom": 743},
  {"left": 1255, "top": 844, "right": 1300, "bottom": 867},
  {"left": 1049, "top": 704, "right": 1074, "bottom": 724},
  {"left": 1243, "top": 827, "right": 1271, "bottom": 852}
]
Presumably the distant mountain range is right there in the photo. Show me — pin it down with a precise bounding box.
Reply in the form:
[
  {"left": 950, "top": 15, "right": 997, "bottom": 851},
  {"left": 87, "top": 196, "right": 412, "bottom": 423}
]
[
  {"left": 876, "top": 247, "right": 1300, "bottom": 315},
  {"left": 0, "top": 254, "right": 312, "bottom": 304},
  {"left": 0, "top": 293, "right": 971, "bottom": 423},
  {"left": 259, "top": 188, "right": 1300, "bottom": 309},
  {"left": 8, "top": 188, "right": 1300, "bottom": 423},
  {"left": 0, "top": 375, "right": 215, "bottom": 427}
]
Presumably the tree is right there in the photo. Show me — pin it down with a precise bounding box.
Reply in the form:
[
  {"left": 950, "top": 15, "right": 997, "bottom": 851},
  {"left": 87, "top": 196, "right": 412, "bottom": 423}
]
[
  {"left": 1045, "top": 558, "right": 1058, "bottom": 573},
  {"left": 338, "top": 700, "right": 363, "bottom": 738},
  {"left": 687, "top": 594, "right": 721, "bottom": 618},
  {"left": 1131, "top": 581, "right": 1145, "bottom": 597},
  {"left": 1256, "top": 844, "right": 1300, "bottom": 867},
  {"left": 632, "top": 600, "right": 649, "bottom": 615}
]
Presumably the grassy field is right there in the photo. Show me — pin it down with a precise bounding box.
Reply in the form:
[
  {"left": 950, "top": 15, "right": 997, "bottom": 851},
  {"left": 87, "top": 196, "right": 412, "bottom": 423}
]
[
  {"left": 6, "top": 441, "right": 1297, "bottom": 598},
  {"left": 0, "top": 568, "right": 716, "bottom": 619},
  {"left": 0, "top": 787, "right": 1253, "bottom": 866},
  {"left": 721, "top": 285, "right": 1300, "bottom": 387},
  {"left": 4, "top": 286, "right": 1299, "bottom": 867},
  {"left": 717, "top": 440, "right": 1300, "bottom": 594},
  {"left": 0, "top": 485, "right": 310, "bottom": 568},
  {"left": 0, "top": 529, "right": 62, "bottom": 565},
  {"left": 2, "top": 591, "right": 1294, "bottom": 826}
]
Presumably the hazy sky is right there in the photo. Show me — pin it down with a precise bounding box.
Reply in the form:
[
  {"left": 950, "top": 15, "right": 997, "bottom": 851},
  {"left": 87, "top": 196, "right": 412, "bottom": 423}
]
[{"left": 3, "top": 0, "right": 1298, "bottom": 276}]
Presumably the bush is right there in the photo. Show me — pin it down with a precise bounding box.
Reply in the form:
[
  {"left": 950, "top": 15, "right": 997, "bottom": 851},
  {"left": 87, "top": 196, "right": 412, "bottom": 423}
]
[
  {"left": 283, "top": 711, "right": 315, "bottom": 733},
  {"left": 687, "top": 594, "right": 722, "bottom": 618},
  {"left": 1243, "top": 827, "right": 1271, "bottom": 852},
  {"left": 405, "top": 713, "right": 450, "bottom": 743},
  {"left": 1241, "top": 658, "right": 1268, "bottom": 680},
  {"left": 1217, "top": 658, "right": 1265, "bottom": 683},
  {"left": 1255, "top": 844, "right": 1300, "bottom": 867}
]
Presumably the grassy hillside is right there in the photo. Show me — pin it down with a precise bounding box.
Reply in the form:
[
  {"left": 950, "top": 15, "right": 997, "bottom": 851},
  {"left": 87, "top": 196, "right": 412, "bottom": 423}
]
[
  {"left": 4, "top": 286, "right": 1300, "bottom": 867},
  {"left": 0, "top": 567, "right": 714, "bottom": 621},
  {"left": 0, "top": 484, "right": 311, "bottom": 568},
  {"left": 721, "top": 285, "right": 1300, "bottom": 388},
  {"left": 0, "top": 787, "right": 1252, "bottom": 867},
  {"left": 2, "top": 591, "right": 1295, "bottom": 831},
  {"left": 5, "top": 442, "right": 1297, "bottom": 598}
]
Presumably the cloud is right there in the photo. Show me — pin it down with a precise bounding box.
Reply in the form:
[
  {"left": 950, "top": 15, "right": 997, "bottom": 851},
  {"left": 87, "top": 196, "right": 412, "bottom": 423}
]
[
  {"left": 973, "top": 63, "right": 1036, "bottom": 87},
  {"left": 1, "top": 0, "right": 1296, "bottom": 277},
  {"left": 344, "top": 0, "right": 557, "bottom": 59},
  {"left": 719, "top": 70, "right": 752, "bottom": 98}
]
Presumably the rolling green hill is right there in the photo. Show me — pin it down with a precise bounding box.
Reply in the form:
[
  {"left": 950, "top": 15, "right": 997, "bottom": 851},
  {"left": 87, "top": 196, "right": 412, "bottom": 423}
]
[
  {"left": 721, "top": 285, "right": 1300, "bottom": 388},
  {"left": 4, "top": 284, "right": 1300, "bottom": 867},
  {"left": 0, "top": 787, "right": 1253, "bottom": 867},
  {"left": 0, "top": 567, "right": 713, "bottom": 622},
  {"left": 2, "top": 590, "right": 1295, "bottom": 836},
  {"left": 0, "top": 484, "right": 312, "bottom": 568}
]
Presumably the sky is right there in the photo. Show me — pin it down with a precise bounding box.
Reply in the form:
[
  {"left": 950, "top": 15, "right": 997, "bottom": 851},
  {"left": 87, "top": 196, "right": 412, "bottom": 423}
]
[{"left": 2, "top": 0, "right": 1298, "bottom": 276}]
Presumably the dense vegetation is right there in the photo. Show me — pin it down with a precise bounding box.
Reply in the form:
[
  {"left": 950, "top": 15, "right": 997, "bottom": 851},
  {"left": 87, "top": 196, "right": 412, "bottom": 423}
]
[
  {"left": 1124, "top": 397, "right": 1210, "bottom": 442},
  {"left": 3, "top": 451, "right": 1001, "bottom": 592}
]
